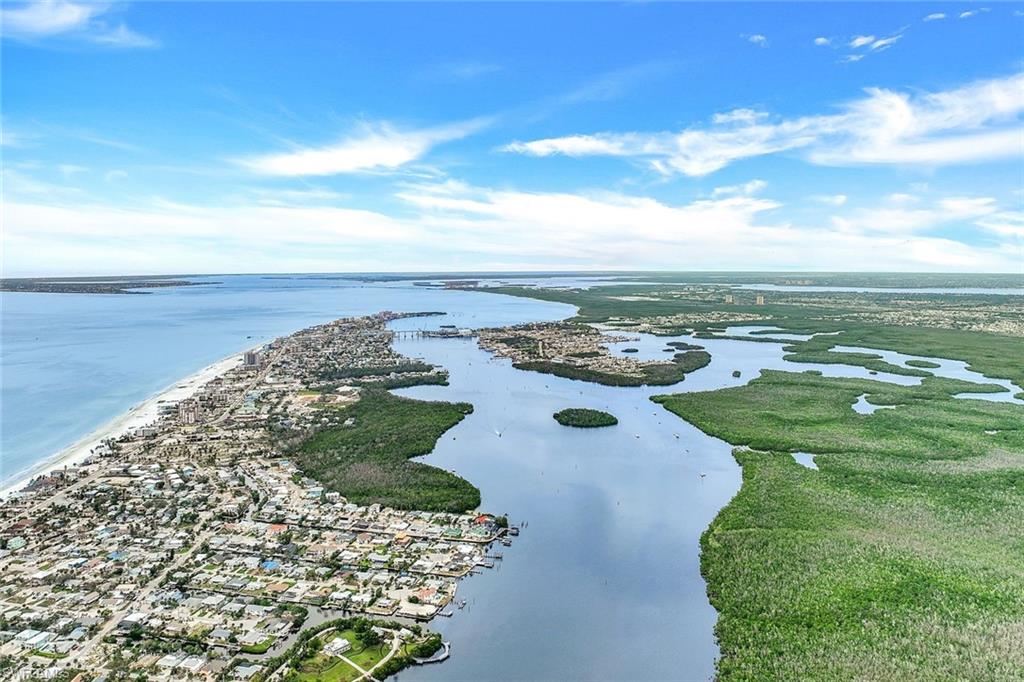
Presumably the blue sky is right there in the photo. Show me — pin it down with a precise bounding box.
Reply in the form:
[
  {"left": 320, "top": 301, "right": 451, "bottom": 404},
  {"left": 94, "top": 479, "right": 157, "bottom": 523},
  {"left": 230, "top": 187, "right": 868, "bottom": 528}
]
[{"left": 2, "top": 1, "right": 1022, "bottom": 275}]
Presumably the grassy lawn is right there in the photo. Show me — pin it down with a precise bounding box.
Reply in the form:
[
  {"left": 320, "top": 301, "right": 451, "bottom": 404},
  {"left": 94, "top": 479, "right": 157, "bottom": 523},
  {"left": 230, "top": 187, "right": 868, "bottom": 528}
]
[
  {"left": 338, "top": 629, "right": 392, "bottom": 668},
  {"left": 313, "top": 631, "right": 388, "bottom": 679},
  {"left": 296, "top": 657, "right": 361, "bottom": 682},
  {"left": 654, "top": 371, "right": 1024, "bottom": 680},
  {"left": 345, "top": 643, "right": 388, "bottom": 672},
  {"left": 30, "top": 649, "right": 66, "bottom": 660},
  {"left": 294, "top": 389, "right": 478, "bottom": 512},
  {"left": 239, "top": 636, "right": 275, "bottom": 654},
  {"left": 286, "top": 621, "right": 409, "bottom": 682},
  {"left": 296, "top": 632, "right": 376, "bottom": 682}
]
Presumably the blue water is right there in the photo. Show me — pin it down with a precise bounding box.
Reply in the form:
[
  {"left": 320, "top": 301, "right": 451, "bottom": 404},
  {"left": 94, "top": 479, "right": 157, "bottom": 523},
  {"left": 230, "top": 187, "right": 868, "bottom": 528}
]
[
  {"left": 389, "top": 336, "right": 740, "bottom": 680},
  {"left": 0, "top": 275, "right": 571, "bottom": 483},
  {"left": 3, "top": 275, "right": 1021, "bottom": 681},
  {"left": 852, "top": 394, "right": 896, "bottom": 415},
  {"left": 791, "top": 452, "right": 819, "bottom": 470}
]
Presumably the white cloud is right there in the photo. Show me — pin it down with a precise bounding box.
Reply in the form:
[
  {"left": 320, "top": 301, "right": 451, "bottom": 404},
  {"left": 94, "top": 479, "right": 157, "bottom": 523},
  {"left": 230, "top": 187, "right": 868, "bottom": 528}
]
[
  {"left": 832, "top": 196, "right": 998, "bottom": 234},
  {"left": 1, "top": 127, "right": 31, "bottom": 148},
  {"left": 239, "top": 119, "right": 489, "bottom": 177},
  {"left": 503, "top": 72, "right": 1024, "bottom": 176},
  {"left": 506, "top": 115, "right": 821, "bottom": 177},
  {"left": 1, "top": 197, "right": 425, "bottom": 276},
  {"left": 1, "top": 0, "right": 100, "bottom": 36},
  {"left": 923, "top": 12, "right": 947, "bottom": 21},
  {"left": 812, "top": 32, "right": 899, "bottom": 56},
  {"left": 240, "top": 187, "right": 350, "bottom": 206},
  {"left": 503, "top": 133, "right": 650, "bottom": 158},
  {"left": 712, "top": 109, "right": 769, "bottom": 125},
  {"left": 868, "top": 35, "right": 902, "bottom": 51},
  {"left": 712, "top": 179, "right": 767, "bottom": 197},
  {"left": 745, "top": 34, "right": 768, "bottom": 47},
  {"left": 976, "top": 211, "right": 1024, "bottom": 238},
  {"left": 57, "top": 164, "right": 87, "bottom": 177},
  {"left": 2, "top": 168, "right": 83, "bottom": 197},
  {"left": 0, "top": 0, "right": 157, "bottom": 48},
  {"left": 847, "top": 32, "right": 902, "bottom": 54},
  {"left": 91, "top": 23, "right": 158, "bottom": 48},
  {"left": 810, "top": 76, "right": 1024, "bottom": 165},
  {"left": 959, "top": 8, "right": 989, "bottom": 19},
  {"left": 939, "top": 196, "right": 999, "bottom": 215},
  {"left": 396, "top": 183, "right": 783, "bottom": 254},
  {"left": 4, "top": 177, "right": 1020, "bottom": 274},
  {"left": 813, "top": 194, "right": 848, "bottom": 206}
]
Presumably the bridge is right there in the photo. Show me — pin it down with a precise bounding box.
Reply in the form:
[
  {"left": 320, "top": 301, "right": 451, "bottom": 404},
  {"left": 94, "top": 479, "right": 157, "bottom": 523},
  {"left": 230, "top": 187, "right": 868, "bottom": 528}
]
[{"left": 391, "top": 329, "right": 477, "bottom": 340}]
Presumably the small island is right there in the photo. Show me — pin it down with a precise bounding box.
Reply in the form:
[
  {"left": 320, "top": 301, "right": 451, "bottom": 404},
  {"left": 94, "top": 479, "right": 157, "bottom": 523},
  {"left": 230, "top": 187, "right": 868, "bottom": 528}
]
[
  {"left": 553, "top": 408, "right": 619, "bottom": 428},
  {"left": 666, "top": 341, "right": 704, "bottom": 351}
]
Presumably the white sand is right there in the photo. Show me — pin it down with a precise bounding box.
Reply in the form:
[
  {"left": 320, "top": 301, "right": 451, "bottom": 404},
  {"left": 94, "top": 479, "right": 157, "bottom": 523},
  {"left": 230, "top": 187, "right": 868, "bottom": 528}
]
[{"left": 0, "top": 351, "right": 246, "bottom": 499}]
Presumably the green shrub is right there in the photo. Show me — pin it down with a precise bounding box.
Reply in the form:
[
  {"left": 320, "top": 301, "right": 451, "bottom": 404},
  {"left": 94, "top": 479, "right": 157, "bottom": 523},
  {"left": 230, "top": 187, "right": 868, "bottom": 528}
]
[{"left": 553, "top": 408, "right": 618, "bottom": 428}]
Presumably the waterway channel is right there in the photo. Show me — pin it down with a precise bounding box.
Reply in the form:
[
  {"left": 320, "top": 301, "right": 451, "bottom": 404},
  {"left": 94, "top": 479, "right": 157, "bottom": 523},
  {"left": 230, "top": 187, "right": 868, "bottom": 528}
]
[{"left": 3, "top": 275, "right": 1019, "bottom": 680}]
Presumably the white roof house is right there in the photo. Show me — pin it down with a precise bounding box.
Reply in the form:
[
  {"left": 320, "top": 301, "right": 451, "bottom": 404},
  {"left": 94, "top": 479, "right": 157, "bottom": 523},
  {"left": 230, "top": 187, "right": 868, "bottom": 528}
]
[{"left": 325, "top": 636, "right": 352, "bottom": 655}]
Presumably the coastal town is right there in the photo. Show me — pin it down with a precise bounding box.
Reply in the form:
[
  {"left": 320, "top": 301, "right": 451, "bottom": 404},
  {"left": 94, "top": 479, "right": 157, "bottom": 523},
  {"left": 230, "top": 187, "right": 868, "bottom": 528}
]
[{"left": 0, "top": 312, "right": 512, "bottom": 682}]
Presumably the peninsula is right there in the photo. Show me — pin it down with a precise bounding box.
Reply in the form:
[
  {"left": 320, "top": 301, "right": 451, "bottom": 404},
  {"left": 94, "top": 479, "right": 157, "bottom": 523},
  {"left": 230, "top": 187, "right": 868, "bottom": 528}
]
[
  {"left": 0, "top": 276, "right": 219, "bottom": 295},
  {"left": 0, "top": 312, "right": 512, "bottom": 681},
  {"left": 478, "top": 322, "right": 710, "bottom": 386}
]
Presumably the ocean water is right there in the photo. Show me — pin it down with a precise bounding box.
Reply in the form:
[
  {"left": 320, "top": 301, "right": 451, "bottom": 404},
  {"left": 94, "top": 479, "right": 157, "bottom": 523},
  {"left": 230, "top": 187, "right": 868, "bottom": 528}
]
[
  {"left": 0, "top": 275, "right": 571, "bottom": 483},
  {"left": 2, "top": 274, "right": 1019, "bottom": 680}
]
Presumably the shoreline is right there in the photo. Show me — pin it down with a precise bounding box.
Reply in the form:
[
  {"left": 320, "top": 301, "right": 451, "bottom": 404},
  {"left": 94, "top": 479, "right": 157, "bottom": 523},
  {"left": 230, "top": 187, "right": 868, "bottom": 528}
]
[
  {"left": 0, "top": 310, "right": 459, "bottom": 501},
  {"left": 0, "top": 350, "right": 248, "bottom": 499}
]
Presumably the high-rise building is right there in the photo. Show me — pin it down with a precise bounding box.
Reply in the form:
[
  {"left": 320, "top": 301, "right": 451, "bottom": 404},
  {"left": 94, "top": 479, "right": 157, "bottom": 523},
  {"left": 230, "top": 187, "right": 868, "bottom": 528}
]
[{"left": 178, "top": 398, "right": 201, "bottom": 425}]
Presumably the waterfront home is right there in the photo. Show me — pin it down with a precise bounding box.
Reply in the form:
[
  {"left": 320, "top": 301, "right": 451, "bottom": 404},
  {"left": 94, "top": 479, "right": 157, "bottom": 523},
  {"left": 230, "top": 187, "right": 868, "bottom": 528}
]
[{"left": 325, "top": 635, "right": 352, "bottom": 656}]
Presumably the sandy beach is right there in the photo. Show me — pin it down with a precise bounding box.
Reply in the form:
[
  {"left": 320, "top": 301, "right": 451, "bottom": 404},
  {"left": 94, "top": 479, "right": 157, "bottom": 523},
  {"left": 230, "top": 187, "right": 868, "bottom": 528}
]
[{"left": 0, "top": 351, "right": 247, "bottom": 499}]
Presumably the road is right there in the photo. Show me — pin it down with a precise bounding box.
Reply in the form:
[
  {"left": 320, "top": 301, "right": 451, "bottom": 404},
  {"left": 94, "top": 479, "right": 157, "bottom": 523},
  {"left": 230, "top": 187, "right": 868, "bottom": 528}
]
[{"left": 353, "top": 636, "right": 403, "bottom": 682}]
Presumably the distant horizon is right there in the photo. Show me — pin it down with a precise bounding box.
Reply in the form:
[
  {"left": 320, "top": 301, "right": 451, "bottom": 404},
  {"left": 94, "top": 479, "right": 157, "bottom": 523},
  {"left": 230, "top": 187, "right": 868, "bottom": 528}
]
[{"left": 4, "top": 269, "right": 1023, "bottom": 281}]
